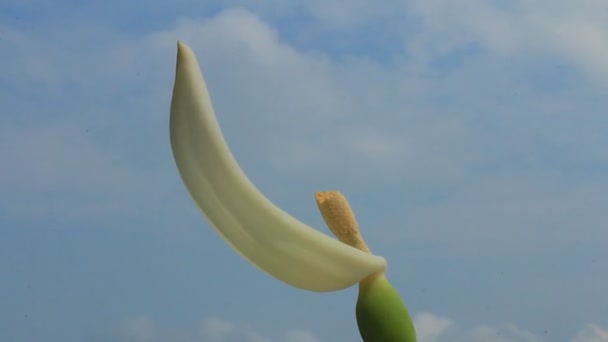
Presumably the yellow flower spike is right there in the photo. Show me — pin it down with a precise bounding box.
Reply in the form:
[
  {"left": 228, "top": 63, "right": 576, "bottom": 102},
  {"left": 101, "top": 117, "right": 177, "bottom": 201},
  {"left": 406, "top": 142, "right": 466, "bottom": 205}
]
[
  {"left": 316, "top": 191, "right": 417, "bottom": 341},
  {"left": 169, "top": 41, "right": 386, "bottom": 292}
]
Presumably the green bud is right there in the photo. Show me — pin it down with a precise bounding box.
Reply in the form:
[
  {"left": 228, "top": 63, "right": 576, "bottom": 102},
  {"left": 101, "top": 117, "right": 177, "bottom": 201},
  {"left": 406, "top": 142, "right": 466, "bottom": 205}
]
[{"left": 356, "top": 274, "right": 417, "bottom": 342}]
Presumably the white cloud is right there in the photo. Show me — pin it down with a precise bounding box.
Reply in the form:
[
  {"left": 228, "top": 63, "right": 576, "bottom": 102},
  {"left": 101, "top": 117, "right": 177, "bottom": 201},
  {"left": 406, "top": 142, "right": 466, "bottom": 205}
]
[
  {"left": 115, "top": 316, "right": 319, "bottom": 342},
  {"left": 203, "top": 0, "right": 608, "bottom": 82},
  {"left": 414, "top": 312, "right": 452, "bottom": 342},
  {"left": 223, "top": 0, "right": 608, "bottom": 83},
  {"left": 467, "top": 324, "right": 543, "bottom": 342},
  {"left": 201, "top": 316, "right": 318, "bottom": 342},
  {"left": 284, "top": 330, "right": 320, "bottom": 342},
  {"left": 406, "top": 0, "right": 608, "bottom": 84},
  {"left": 201, "top": 317, "right": 239, "bottom": 341},
  {"left": 573, "top": 324, "right": 608, "bottom": 342},
  {"left": 415, "top": 313, "right": 608, "bottom": 342},
  {"left": 123, "top": 316, "right": 157, "bottom": 341},
  {"left": 117, "top": 313, "right": 607, "bottom": 342}
]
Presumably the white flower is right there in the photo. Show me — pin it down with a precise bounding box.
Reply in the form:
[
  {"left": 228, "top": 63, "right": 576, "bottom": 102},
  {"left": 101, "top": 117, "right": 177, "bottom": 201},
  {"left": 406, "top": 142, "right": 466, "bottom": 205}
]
[{"left": 169, "top": 41, "right": 386, "bottom": 292}]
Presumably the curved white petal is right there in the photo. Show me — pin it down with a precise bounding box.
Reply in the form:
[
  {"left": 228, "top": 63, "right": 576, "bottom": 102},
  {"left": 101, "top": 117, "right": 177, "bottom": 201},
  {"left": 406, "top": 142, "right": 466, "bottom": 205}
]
[{"left": 169, "top": 41, "right": 386, "bottom": 292}]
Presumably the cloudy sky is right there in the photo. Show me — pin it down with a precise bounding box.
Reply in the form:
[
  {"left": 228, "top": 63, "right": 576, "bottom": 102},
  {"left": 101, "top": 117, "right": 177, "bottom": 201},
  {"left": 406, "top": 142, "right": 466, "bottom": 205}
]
[{"left": 1, "top": 1, "right": 607, "bottom": 341}]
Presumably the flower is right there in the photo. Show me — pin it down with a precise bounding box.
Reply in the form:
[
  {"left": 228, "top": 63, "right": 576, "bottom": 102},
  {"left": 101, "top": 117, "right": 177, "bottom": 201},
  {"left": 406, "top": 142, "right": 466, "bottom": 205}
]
[{"left": 169, "top": 41, "right": 386, "bottom": 292}]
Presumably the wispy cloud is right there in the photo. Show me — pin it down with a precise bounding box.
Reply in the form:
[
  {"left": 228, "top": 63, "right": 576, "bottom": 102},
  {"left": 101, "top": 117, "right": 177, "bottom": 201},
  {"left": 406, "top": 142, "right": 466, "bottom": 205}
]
[
  {"left": 117, "top": 316, "right": 319, "bottom": 342},
  {"left": 572, "top": 324, "right": 608, "bottom": 342},
  {"left": 117, "top": 313, "right": 607, "bottom": 342},
  {"left": 123, "top": 316, "right": 156, "bottom": 341},
  {"left": 414, "top": 313, "right": 608, "bottom": 342}
]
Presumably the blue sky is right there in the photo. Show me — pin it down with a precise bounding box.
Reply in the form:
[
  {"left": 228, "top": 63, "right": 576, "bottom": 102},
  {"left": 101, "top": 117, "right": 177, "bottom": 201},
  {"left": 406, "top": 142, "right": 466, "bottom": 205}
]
[{"left": 1, "top": 1, "right": 607, "bottom": 341}]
